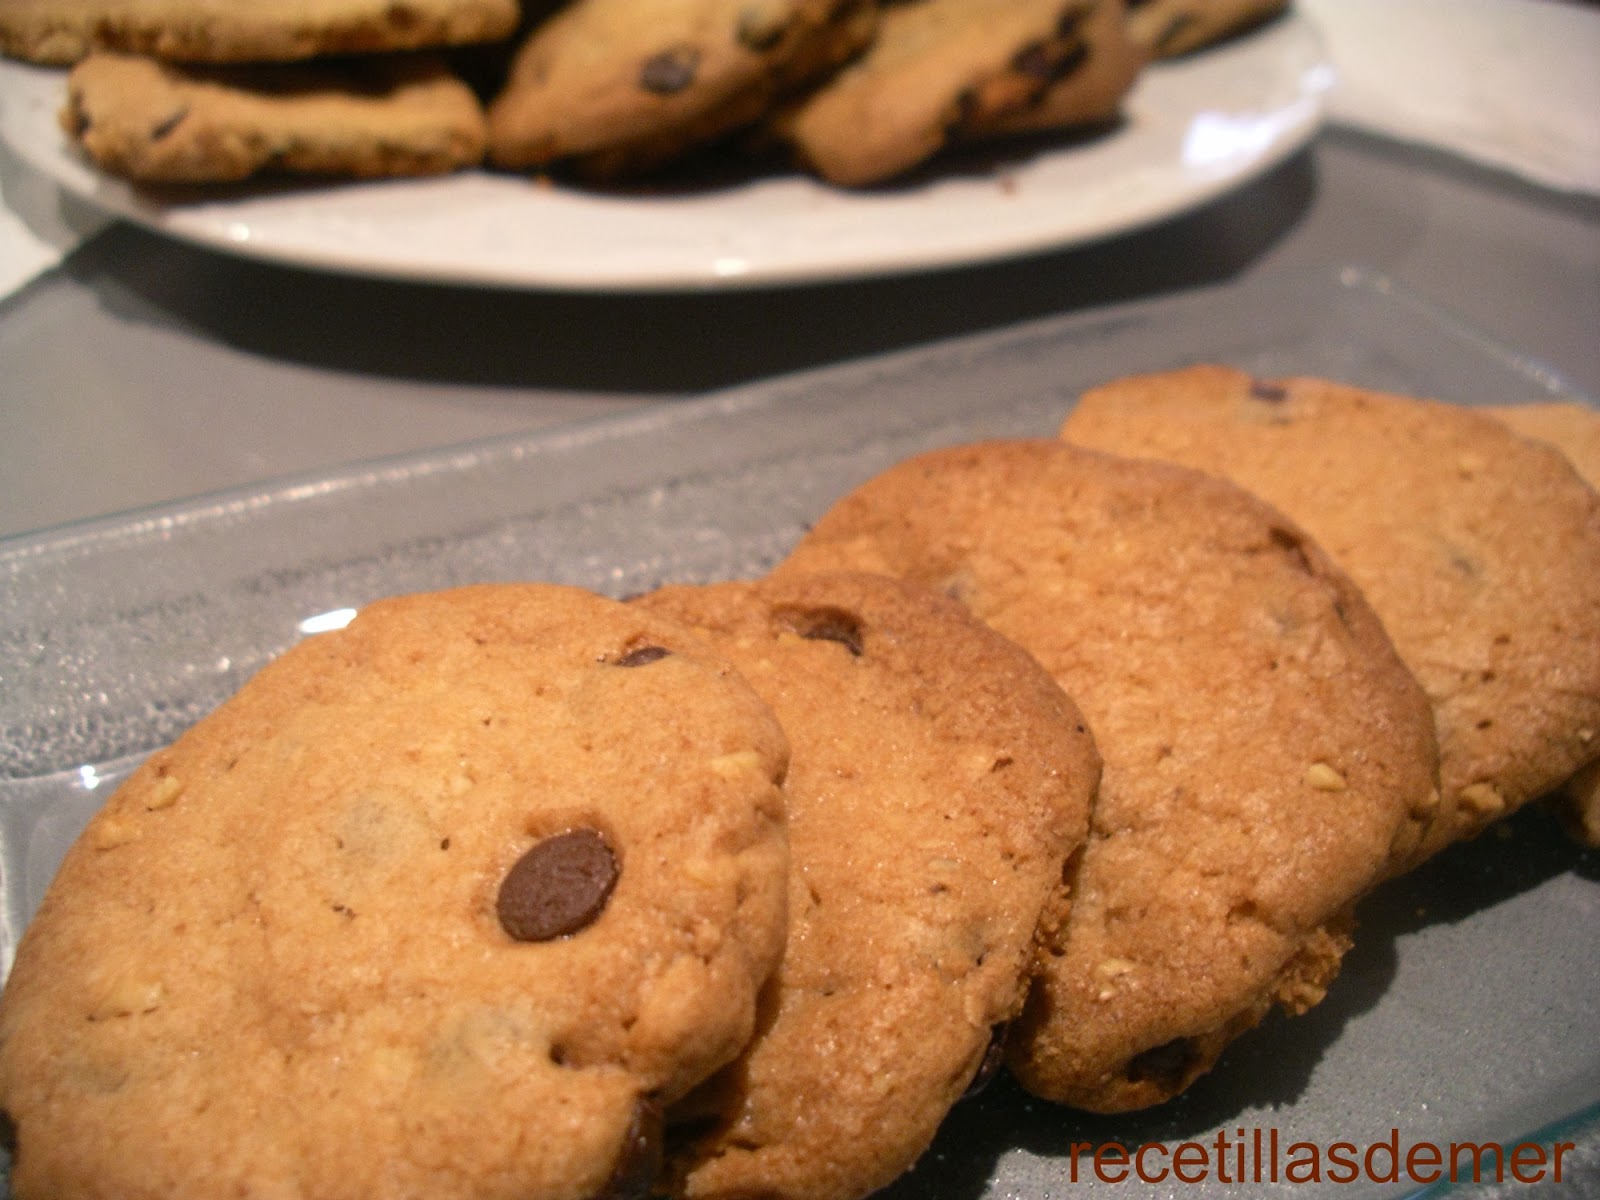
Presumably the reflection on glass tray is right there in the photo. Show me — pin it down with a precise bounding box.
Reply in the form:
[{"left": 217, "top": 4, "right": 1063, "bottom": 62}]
[{"left": 2, "top": 266, "right": 1596, "bottom": 1198}]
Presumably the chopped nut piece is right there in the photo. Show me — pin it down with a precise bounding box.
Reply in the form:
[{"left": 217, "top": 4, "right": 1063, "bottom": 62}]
[
  {"left": 90, "top": 816, "right": 140, "bottom": 850},
  {"left": 1459, "top": 782, "right": 1505, "bottom": 815},
  {"left": 710, "top": 749, "right": 765, "bottom": 778},
  {"left": 145, "top": 774, "right": 183, "bottom": 810},
  {"left": 1304, "top": 762, "right": 1347, "bottom": 791}
]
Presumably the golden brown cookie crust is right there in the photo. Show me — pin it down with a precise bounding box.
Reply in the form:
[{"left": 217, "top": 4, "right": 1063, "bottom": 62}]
[
  {"left": 778, "top": 440, "right": 1440, "bottom": 1112},
  {"left": 635, "top": 571, "right": 1099, "bottom": 1197},
  {"left": 1064, "top": 366, "right": 1600, "bottom": 866},
  {"left": 0, "top": 584, "right": 790, "bottom": 1200},
  {"left": 0, "top": 0, "right": 519, "bottom": 65},
  {"left": 61, "top": 50, "right": 487, "bottom": 182}
]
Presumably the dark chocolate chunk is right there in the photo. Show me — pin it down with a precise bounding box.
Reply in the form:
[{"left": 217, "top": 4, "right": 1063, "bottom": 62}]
[
  {"left": 588, "top": 1096, "right": 665, "bottom": 1200},
  {"left": 1125, "top": 1037, "right": 1198, "bottom": 1087},
  {"left": 1249, "top": 378, "right": 1289, "bottom": 402},
  {"left": 150, "top": 106, "right": 189, "bottom": 140},
  {"left": 1013, "top": 38, "right": 1086, "bottom": 83},
  {"left": 961, "top": 1023, "right": 1011, "bottom": 1099},
  {"left": 616, "top": 645, "right": 672, "bottom": 668},
  {"left": 0, "top": 1108, "right": 16, "bottom": 1161},
  {"left": 497, "top": 829, "right": 619, "bottom": 942},
  {"left": 736, "top": 4, "right": 790, "bottom": 50},
  {"left": 787, "top": 606, "right": 864, "bottom": 656},
  {"left": 640, "top": 46, "right": 700, "bottom": 95}
]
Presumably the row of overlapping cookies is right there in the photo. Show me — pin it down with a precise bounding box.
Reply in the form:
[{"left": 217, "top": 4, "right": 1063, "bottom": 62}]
[
  {"left": 2, "top": 0, "right": 1288, "bottom": 186},
  {"left": 0, "top": 367, "right": 1596, "bottom": 1200}
]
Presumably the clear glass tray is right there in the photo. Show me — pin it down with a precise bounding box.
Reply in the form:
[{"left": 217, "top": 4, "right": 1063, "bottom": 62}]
[{"left": 2, "top": 265, "right": 1596, "bottom": 1198}]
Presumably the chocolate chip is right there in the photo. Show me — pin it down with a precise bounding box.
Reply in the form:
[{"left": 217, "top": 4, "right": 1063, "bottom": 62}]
[
  {"left": 150, "top": 106, "right": 189, "bottom": 140},
  {"left": 1013, "top": 39, "right": 1086, "bottom": 83},
  {"left": 0, "top": 1108, "right": 16, "bottom": 1160},
  {"left": 640, "top": 47, "right": 700, "bottom": 95},
  {"left": 961, "top": 1023, "right": 1011, "bottom": 1099},
  {"left": 616, "top": 645, "right": 671, "bottom": 667},
  {"left": 1250, "top": 378, "right": 1289, "bottom": 402},
  {"left": 1269, "top": 526, "right": 1315, "bottom": 575},
  {"left": 736, "top": 4, "right": 790, "bottom": 50},
  {"left": 588, "top": 1096, "right": 664, "bottom": 1200},
  {"left": 788, "top": 606, "right": 864, "bottom": 656},
  {"left": 1125, "top": 1037, "right": 1198, "bottom": 1087},
  {"left": 497, "top": 829, "right": 618, "bottom": 942}
]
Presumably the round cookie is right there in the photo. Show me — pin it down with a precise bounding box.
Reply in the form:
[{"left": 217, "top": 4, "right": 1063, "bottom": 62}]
[
  {"left": 62, "top": 52, "right": 488, "bottom": 184},
  {"left": 0, "top": 0, "right": 519, "bottom": 65},
  {"left": 779, "top": 440, "right": 1440, "bottom": 1113},
  {"left": 1482, "top": 402, "right": 1600, "bottom": 846},
  {"left": 0, "top": 584, "right": 790, "bottom": 1200},
  {"left": 632, "top": 571, "right": 1099, "bottom": 1197},
  {"left": 486, "top": 0, "right": 876, "bottom": 178},
  {"left": 1064, "top": 366, "right": 1600, "bottom": 866},
  {"left": 769, "top": 0, "right": 1139, "bottom": 187}
]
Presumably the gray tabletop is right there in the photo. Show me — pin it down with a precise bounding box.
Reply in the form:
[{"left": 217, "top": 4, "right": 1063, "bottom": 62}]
[{"left": 2, "top": 125, "right": 1598, "bottom": 542}]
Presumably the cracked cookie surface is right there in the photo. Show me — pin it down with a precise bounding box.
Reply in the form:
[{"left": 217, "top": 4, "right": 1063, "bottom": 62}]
[{"left": 0, "top": 583, "right": 790, "bottom": 1200}]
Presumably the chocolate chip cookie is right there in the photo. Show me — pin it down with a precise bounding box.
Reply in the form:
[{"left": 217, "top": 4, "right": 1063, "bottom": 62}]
[
  {"left": 0, "top": 0, "right": 519, "bottom": 65},
  {"left": 486, "top": 0, "right": 876, "bottom": 178},
  {"left": 1064, "top": 367, "right": 1600, "bottom": 866},
  {"left": 62, "top": 50, "right": 488, "bottom": 182},
  {"left": 633, "top": 571, "right": 1099, "bottom": 1195},
  {"left": 0, "top": 584, "right": 791, "bottom": 1200},
  {"left": 770, "top": 0, "right": 1141, "bottom": 187},
  {"left": 778, "top": 440, "right": 1439, "bottom": 1112}
]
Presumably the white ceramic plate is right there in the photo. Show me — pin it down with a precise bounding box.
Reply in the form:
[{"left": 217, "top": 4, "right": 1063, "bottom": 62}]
[{"left": 0, "top": 14, "right": 1330, "bottom": 290}]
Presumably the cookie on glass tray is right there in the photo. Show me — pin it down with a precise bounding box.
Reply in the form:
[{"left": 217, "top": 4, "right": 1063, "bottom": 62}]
[
  {"left": 0, "top": 583, "right": 791, "bottom": 1200},
  {"left": 778, "top": 439, "right": 1440, "bottom": 1112},
  {"left": 633, "top": 570, "right": 1099, "bottom": 1196}
]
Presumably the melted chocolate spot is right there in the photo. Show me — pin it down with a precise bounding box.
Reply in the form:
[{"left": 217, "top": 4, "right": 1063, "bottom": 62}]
[
  {"left": 497, "top": 829, "right": 618, "bottom": 942},
  {"left": 1125, "top": 1037, "right": 1198, "bottom": 1087},
  {"left": 640, "top": 47, "right": 700, "bottom": 95},
  {"left": 589, "top": 1097, "right": 664, "bottom": 1200},
  {"left": 1250, "top": 378, "right": 1289, "bottom": 402},
  {"left": 0, "top": 1108, "right": 16, "bottom": 1160},
  {"left": 616, "top": 645, "right": 672, "bottom": 667}
]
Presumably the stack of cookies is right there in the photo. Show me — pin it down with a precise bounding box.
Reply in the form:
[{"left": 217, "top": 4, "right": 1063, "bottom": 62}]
[
  {"left": 0, "top": 0, "right": 1289, "bottom": 186},
  {"left": 2, "top": 367, "right": 1595, "bottom": 1199}
]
